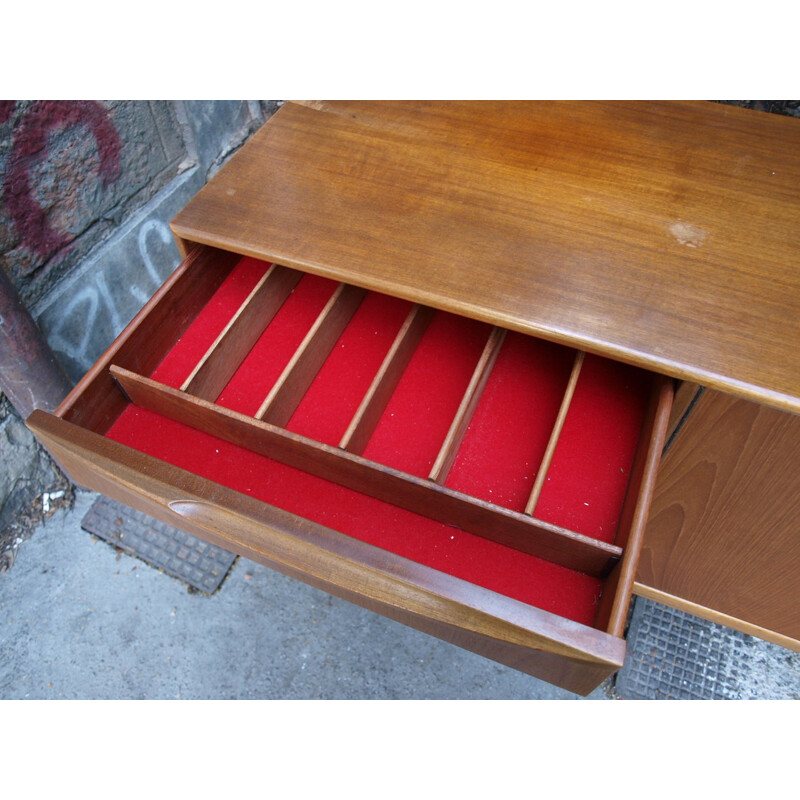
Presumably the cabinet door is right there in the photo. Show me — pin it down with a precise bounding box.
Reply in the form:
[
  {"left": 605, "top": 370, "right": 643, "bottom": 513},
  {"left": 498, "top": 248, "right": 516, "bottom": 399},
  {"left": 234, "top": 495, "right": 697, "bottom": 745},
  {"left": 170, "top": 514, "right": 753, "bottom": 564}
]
[{"left": 635, "top": 389, "right": 800, "bottom": 649}]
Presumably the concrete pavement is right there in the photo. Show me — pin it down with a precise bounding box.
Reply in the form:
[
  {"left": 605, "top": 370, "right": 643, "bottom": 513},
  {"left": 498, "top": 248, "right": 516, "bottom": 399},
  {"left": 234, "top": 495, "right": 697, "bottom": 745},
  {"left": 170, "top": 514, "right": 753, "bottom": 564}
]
[
  {"left": 0, "top": 491, "right": 600, "bottom": 699},
  {"left": 2, "top": 489, "right": 798, "bottom": 700}
]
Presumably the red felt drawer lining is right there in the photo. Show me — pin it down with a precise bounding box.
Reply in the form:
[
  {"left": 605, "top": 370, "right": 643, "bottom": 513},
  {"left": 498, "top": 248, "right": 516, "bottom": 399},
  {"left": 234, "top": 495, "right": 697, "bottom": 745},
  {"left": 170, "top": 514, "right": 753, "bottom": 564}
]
[
  {"left": 106, "top": 256, "right": 654, "bottom": 627},
  {"left": 286, "top": 290, "right": 413, "bottom": 447},
  {"left": 445, "top": 332, "right": 573, "bottom": 513},
  {"left": 216, "top": 273, "right": 339, "bottom": 418},
  {"left": 150, "top": 256, "right": 271, "bottom": 389},
  {"left": 362, "top": 310, "right": 492, "bottom": 477}
]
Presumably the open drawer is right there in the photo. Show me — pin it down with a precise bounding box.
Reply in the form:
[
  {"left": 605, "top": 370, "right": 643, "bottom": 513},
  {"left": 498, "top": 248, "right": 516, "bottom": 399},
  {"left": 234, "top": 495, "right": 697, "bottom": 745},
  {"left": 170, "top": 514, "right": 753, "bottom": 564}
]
[{"left": 28, "top": 244, "right": 673, "bottom": 695}]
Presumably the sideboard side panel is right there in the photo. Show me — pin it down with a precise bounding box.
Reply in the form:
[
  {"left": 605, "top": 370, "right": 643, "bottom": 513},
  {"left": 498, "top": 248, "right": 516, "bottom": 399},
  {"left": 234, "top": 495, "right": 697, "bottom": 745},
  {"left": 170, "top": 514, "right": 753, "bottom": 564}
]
[{"left": 636, "top": 389, "right": 800, "bottom": 647}]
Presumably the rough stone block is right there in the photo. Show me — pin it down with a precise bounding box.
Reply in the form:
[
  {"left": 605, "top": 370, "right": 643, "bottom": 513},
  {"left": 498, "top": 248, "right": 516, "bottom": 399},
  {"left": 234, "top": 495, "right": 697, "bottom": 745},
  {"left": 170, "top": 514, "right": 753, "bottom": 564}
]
[
  {"left": 0, "top": 398, "right": 68, "bottom": 572},
  {"left": 179, "top": 101, "right": 265, "bottom": 175},
  {"left": 147, "top": 101, "right": 189, "bottom": 166},
  {"left": 1, "top": 101, "right": 187, "bottom": 305},
  {"left": 33, "top": 167, "right": 205, "bottom": 381}
]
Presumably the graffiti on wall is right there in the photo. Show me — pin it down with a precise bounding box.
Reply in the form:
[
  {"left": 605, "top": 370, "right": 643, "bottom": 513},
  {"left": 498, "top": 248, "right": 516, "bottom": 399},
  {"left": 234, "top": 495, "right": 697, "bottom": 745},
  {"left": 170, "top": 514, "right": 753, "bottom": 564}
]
[
  {"left": 3, "top": 100, "right": 121, "bottom": 261},
  {"left": 42, "top": 218, "right": 180, "bottom": 374},
  {"left": 1, "top": 100, "right": 185, "bottom": 377}
]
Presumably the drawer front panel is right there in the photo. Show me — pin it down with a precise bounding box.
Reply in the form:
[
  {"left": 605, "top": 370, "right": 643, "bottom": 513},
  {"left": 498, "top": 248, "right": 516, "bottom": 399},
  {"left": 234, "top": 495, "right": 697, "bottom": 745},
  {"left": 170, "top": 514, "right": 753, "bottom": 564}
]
[{"left": 28, "top": 410, "right": 626, "bottom": 696}]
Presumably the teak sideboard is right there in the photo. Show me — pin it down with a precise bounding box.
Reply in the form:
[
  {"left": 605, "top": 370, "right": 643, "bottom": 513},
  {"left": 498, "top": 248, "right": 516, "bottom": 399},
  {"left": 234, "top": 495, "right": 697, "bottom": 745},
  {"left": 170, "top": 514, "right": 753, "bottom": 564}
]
[{"left": 27, "top": 101, "right": 800, "bottom": 695}]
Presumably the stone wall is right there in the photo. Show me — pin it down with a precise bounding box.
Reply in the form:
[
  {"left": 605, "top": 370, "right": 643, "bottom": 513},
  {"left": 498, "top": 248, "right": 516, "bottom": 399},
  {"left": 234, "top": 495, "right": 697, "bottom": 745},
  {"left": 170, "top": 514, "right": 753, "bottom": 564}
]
[{"left": 0, "top": 100, "right": 281, "bottom": 569}]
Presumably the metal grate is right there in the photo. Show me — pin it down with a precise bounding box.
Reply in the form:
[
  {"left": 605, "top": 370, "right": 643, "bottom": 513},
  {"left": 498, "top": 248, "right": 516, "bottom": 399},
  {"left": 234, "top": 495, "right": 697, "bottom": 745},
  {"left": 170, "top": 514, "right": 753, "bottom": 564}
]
[
  {"left": 81, "top": 495, "right": 236, "bottom": 594},
  {"left": 616, "top": 596, "right": 800, "bottom": 700}
]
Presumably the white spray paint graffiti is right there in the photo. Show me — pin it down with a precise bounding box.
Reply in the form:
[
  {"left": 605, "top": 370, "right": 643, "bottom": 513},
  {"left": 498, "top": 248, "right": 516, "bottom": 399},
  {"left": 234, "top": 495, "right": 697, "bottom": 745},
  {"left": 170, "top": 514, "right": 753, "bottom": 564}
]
[
  {"left": 45, "top": 219, "right": 180, "bottom": 373},
  {"left": 131, "top": 219, "right": 173, "bottom": 304},
  {"left": 47, "top": 286, "right": 101, "bottom": 371}
]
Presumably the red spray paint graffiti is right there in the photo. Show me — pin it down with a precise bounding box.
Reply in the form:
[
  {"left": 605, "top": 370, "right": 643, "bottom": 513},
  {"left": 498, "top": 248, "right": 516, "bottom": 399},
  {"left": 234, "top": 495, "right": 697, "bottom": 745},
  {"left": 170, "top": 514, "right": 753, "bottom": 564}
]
[
  {"left": 0, "top": 100, "right": 16, "bottom": 124},
  {"left": 3, "top": 101, "right": 121, "bottom": 259}
]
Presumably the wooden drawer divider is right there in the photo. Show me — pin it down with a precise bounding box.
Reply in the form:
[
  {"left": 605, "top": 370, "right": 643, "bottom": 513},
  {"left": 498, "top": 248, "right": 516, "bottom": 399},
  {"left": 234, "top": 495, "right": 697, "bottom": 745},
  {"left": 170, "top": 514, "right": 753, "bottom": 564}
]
[
  {"left": 339, "top": 303, "right": 434, "bottom": 455},
  {"left": 256, "top": 283, "right": 367, "bottom": 425},
  {"left": 525, "top": 349, "right": 585, "bottom": 515},
  {"left": 181, "top": 264, "right": 303, "bottom": 401},
  {"left": 429, "top": 326, "right": 507, "bottom": 484}
]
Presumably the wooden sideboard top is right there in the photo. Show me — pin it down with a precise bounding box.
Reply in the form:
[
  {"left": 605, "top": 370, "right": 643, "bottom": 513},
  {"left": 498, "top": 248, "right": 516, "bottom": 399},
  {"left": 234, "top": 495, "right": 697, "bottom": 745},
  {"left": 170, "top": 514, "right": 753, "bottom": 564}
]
[{"left": 172, "top": 100, "right": 800, "bottom": 413}]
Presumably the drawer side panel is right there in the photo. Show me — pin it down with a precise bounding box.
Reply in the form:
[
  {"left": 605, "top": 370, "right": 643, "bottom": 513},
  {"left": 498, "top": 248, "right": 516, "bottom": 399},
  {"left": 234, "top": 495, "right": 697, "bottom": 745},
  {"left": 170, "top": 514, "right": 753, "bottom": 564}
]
[{"left": 56, "top": 245, "right": 241, "bottom": 433}]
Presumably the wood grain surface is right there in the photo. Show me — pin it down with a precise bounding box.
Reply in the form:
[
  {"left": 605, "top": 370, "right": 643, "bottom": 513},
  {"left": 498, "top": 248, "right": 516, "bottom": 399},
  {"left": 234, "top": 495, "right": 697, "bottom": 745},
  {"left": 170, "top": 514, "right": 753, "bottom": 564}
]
[
  {"left": 171, "top": 101, "right": 800, "bottom": 413},
  {"left": 637, "top": 389, "right": 800, "bottom": 644},
  {"left": 594, "top": 376, "right": 674, "bottom": 637}
]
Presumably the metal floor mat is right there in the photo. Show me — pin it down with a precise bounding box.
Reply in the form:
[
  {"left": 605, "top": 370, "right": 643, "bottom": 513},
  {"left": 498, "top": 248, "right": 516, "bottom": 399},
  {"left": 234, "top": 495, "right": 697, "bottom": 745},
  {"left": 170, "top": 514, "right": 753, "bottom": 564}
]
[
  {"left": 81, "top": 495, "right": 236, "bottom": 593},
  {"left": 616, "top": 596, "right": 800, "bottom": 700}
]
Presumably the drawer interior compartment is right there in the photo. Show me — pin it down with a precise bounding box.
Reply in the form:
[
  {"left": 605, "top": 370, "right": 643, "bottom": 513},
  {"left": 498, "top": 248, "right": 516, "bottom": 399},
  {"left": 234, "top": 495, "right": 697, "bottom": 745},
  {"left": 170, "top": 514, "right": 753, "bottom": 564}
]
[
  {"left": 45, "top": 245, "right": 673, "bottom": 693},
  {"left": 108, "top": 251, "right": 664, "bottom": 608}
]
